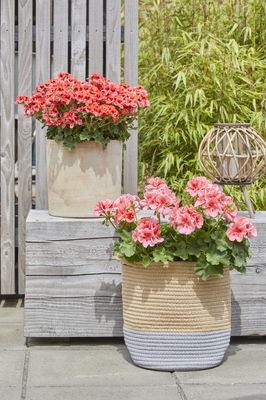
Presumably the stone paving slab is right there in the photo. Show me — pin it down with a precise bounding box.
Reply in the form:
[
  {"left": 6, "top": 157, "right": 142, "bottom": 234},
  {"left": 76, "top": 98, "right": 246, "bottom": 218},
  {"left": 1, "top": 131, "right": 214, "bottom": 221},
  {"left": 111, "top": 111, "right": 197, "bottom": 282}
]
[
  {"left": 0, "top": 324, "right": 25, "bottom": 348},
  {"left": 181, "top": 383, "right": 266, "bottom": 400},
  {"left": 0, "top": 387, "right": 22, "bottom": 400},
  {"left": 0, "top": 308, "right": 266, "bottom": 400},
  {"left": 26, "top": 385, "right": 181, "bottom": 400},
  {"left": 27, "top": 347, "right": 174, "bottom": 387},
  {"left": 0, "top": 308, "right": 23, "bottom": 324},
  {"left": 175, "top": 342, "right": 266, "bottom": 385},
  {"left": 0, "top": 350, "right": 25, "bottom": 387}
]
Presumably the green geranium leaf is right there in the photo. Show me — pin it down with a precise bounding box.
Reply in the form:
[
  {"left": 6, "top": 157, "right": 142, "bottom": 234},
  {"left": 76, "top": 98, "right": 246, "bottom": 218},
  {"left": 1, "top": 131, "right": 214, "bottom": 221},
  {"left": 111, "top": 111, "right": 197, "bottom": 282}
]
[
  {"left": 153, "top": 247, "right": 174, "bottom": 263},
  {"left": 119, "top": 241, "right": 136, "bottom": 258},
  {"left": 173, "top": 240, "right": 188, "bottom": 260},
  {"left": 142, "top": 255, "right": 152, "bottom": 268}
]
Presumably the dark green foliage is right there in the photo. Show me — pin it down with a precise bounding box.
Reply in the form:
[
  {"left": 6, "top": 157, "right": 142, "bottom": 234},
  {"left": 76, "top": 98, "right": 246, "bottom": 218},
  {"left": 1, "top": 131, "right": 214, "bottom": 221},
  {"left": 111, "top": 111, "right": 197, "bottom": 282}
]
[
  {"left": 114, "top": 219, "right": 249, "bottom": 280},
  {"left": 138, "top": 0, "right": 266, "bottom": 209},
  {"left": 46, "top": 115, "right": 133, "bottom": 149}
]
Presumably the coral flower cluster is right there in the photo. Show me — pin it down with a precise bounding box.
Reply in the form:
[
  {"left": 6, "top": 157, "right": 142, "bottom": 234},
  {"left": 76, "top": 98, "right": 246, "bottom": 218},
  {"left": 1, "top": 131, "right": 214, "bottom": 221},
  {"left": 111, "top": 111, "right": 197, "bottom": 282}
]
[
  {"left": 95, "top": 176, "right": 256, "bottom": 246},
  {"left": 17, "top": 72, "right": 149, "bottom": 127},
  {"left": 94, "top": 176, "right": 256, "bottom": 279}
]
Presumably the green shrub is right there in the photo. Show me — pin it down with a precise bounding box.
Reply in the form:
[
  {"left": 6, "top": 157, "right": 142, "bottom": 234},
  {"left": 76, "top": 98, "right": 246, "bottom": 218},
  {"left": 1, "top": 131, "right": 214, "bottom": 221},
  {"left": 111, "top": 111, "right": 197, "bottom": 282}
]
[{"left": 138, "top": 0, "right": 266, "bottom": 210}]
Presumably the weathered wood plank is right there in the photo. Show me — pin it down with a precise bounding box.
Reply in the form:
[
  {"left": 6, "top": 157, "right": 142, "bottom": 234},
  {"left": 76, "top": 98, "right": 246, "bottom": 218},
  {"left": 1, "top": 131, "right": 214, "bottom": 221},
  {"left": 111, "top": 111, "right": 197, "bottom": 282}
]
[
  {"left": 53, "top": 0, "right": 69, "bottom": 76},
  {"left": 26, "top": 259, "right": 121, "bottom": 276},
  {"left": 26, "top": 238, "right": 117, "bottom": 266},
  {"left": 24, "top": 211, "right": 266, "bottom": 337},
  {"left": 0, "top": 0, "right": 15, "bottom": 294},
  {"left": 71, "top": 0, "right": 86, "bottom": 80},
  {"left": 35, "top": 0, "right": 50, "bottom": 209},
  {"left": 89, "top": 0, "right": 103, "bottom": 75},
  {"left": 123, "top": 0, "right": 138, "bottom": 194},
  {"left": 25, "top": 274, "right": 122, "bottom": 298},
  {"left": 24, "top": 297, "right": 123, "bottom": 337},
  {"left": 231, "top": 265, "right": 266, "bottom": 335},
  {"left": 106, "top": 0, "right": 121, "bottom": 82},
  {"left": 18, "top": 0, "right": 33, "bottom": 294},
  {"left": 26, "top": 210, "right": 117, "bottom": 241}
]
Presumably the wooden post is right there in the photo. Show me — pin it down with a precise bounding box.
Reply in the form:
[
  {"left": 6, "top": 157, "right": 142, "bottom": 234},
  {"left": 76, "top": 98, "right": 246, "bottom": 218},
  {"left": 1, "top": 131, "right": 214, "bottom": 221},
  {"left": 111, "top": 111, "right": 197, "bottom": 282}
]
[
  {"left": 89, "top": 0, "right": 103, "bottom": 75},
  {"left": 53, "top": 0, "right": 69, "bottom": 76},
  {"left": 71, "top": 0, "right": 86, "bottom": 80},
  {"left": 123, "top": 0, "right": 138, "bottom": 195},
  {"left": 35, "top": 0, "right": 50, "bottom": 209},
  {"left": 0, "top": 0, "right": 15, "bottom": 293},
  {"left": 106, "top": 0, "right": 121, "bottom": 83},
  {"left": 18, "top": 0, "right": 33, "bottom": 293}
]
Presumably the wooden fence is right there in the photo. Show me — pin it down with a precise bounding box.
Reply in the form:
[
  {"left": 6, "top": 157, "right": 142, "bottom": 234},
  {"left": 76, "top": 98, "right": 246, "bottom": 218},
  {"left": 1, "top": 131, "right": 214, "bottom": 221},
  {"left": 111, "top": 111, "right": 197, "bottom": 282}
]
[{"left": 0, "top": 0, "right": 138, "bottom": 295}]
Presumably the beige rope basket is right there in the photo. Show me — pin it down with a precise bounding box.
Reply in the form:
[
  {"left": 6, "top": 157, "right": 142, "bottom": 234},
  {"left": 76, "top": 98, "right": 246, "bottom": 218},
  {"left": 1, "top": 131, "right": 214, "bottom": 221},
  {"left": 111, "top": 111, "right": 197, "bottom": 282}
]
[{"left": 122, "top": 262, "right": 231, "bottom": 371}]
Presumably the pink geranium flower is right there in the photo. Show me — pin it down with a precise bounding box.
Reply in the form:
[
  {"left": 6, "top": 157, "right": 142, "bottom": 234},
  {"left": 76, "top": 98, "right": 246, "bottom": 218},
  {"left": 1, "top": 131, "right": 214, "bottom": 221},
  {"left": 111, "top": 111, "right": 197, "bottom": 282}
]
[
  {"left": 186, "top": 176, "right": 217, "bottom": 197},
  {"left": 145, "top": 177, "right": 169, "bottom": 192},
  {"left": 142, "top": 188, "right": 178, "bottom": 216},
  {"left": 226, "top": 216, "right": 257, "bottom": 242},
  {"left": 194, "top": 186, "right": 225, "bottom": 217},
  {"left": 170, "top": 205, "right": 204, "bottom": 235},
  {"left": 222, "top": 194, "right": 238, "bottom": 221},
  {"left": 94, "top": 199, "right": 114, "bottom": 217},
  {"left": 113, "top": 194, "right": 140, "bottom": 224},
  {"left": 132, "top": 217, "right": 164, "bottom": 248}
]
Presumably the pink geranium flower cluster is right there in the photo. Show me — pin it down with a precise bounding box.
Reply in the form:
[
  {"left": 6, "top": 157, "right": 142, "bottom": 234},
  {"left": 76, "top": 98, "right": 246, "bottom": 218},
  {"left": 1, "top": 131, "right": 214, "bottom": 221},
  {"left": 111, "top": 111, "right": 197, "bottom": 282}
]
[
  {"left": 170, "top": 205, "right": 204, "bottom": 235},
  {"left": 132, "top": 217, "right": 164, "bottom": 248},
  {"left": 94, "top": 176, "right": 257, "bottom": 279},
  {"left": 16, "top": 72, "right": 149, "bottom": 128},
  {"left": 187, "top": 177, "right": 238, "bottom": 221},
  {"left": 226, "top": 216, "right": 257, "bottom": 242},
  {"left": 94, "top": 176, "right": 257, "bottom": 249}
]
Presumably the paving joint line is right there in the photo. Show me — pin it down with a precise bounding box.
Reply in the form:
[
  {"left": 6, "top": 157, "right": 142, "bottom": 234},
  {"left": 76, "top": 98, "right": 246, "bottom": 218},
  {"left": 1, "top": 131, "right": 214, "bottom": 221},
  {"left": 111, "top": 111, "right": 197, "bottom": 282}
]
[
  {"left": 20, "top": 348, "right": 30, "bottom": 400},
  {"left": 171, "top": 372, "right": 188, "bottom": 400}
]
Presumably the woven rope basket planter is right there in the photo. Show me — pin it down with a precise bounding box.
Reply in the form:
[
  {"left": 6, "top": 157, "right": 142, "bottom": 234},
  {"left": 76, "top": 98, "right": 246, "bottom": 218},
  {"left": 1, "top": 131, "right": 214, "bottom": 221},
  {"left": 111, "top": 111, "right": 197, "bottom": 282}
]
[{"left": 122, "top": 262, "right": 231, "bottom": 371}]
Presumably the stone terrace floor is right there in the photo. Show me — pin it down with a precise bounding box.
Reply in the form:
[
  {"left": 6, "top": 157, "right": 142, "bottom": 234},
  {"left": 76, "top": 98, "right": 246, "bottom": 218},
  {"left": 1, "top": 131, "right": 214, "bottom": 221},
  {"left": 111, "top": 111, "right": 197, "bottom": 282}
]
[{"left": 0, "top": 303, "right": 266, "bottom": 400}]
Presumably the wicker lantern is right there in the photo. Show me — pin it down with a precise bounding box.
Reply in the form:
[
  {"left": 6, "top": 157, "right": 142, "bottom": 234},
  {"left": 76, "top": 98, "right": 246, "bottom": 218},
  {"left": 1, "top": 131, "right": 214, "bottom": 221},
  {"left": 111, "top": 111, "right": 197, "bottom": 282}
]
[{"left": 199, "top": 123, "right": 266, "bottom": 218}]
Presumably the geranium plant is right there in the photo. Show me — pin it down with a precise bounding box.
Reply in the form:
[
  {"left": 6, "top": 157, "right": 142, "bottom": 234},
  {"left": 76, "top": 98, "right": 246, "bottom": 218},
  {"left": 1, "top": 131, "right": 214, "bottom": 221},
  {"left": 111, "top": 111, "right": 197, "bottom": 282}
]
[
  {"left": 16, "top": 72, "right": 149, "bottom": 149},
  {"left": 94, "top": 176, "right": 257, "bottom": 280}
]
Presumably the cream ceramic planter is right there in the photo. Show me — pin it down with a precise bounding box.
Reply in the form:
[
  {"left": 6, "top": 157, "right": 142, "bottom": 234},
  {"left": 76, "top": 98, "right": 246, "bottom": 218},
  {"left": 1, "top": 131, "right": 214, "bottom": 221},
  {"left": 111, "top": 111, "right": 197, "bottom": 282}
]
[
  {"left": 46, "top": 139, "right": 122, "bottom": 218},
  {"left": 122, "top": 262, "right": 231, "bottom": 371}
]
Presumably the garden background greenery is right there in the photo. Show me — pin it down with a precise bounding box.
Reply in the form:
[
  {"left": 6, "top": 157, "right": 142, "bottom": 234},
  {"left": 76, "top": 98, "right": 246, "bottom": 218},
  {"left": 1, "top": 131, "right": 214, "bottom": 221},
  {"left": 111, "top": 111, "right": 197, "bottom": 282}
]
[{"left": 138, "top": 0, "right": 266, "bottom": 210}]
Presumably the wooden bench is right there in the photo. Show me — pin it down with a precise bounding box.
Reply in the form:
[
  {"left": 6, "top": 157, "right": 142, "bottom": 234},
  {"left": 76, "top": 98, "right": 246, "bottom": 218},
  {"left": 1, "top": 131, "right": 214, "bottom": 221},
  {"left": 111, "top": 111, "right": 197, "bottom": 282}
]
[{"left": 24, "top": 210, "right": 266, "bottom": 337}]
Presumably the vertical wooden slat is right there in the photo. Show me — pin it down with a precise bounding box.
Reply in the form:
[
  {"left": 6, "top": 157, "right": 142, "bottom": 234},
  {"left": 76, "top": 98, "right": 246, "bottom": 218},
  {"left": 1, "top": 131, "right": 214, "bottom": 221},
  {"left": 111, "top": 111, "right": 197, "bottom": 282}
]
[
  {"left": 18, "top": 0, "right": 33, "bottom": 294},
  {"left": 53, "top": 0, "right": 69, "bottom": 76},
  {"left": 71, "top": 0, "right": 87, "bottom": 80},
  {"left": 35, "top": 0, "right": 50, "bottom": 209},
  {"left": 0, "top": 0, "right": 15, "bottom": 293},
  {"left": 106, "top": 0, "right": 121, "bottom": 82},
  {"left": 123, "top": 0, "right": 138, "bottom": 194},
  {"left": 89, "top": 0, "right": 103, "bottom": 75}
]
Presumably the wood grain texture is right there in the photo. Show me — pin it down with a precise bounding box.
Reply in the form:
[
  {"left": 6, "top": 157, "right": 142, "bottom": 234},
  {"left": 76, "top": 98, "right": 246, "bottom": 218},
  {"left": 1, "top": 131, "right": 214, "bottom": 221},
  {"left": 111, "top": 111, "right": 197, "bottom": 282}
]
[
  {"left": 26, "top": 210, "right": 118, "bottom": 241},
  {"left": 231, "top": 264, "right": 266, "bottom": 335},
  {"left": 0, "top": 0, "right": 15, "bottom": 293},
  {"left": 35, "top": 0, "right": 50, "bottom": 209},
  {"left": 53, "top": 0, "right": 69, "bottom": 76},
  {"left": 106, "top": 0, "right": 121, "bottom": 82},
  {"left": 89, "top": 0, "right": 103, "bottom": 75},
  {"left": 123, "top": 0, "right": 138, "bottom": 194},
  {"left": 25, "top": 274, "right": 122, "bottom": 298},
  {"left": 24, "top": 297, "right": 123, "bottom": 337},
  {"left": 18, "top": 0, "right": 33, "bottom": 294},
  {"left": 26, "top": 259, "right": 121, "bottom": 276},
  {"left": 26, "top": 238, "right": 118, "bottom": 266},
  {"left": 71, "top": 0, "right": 87, "bottom": 80},
  {"left": 24, "top": 211, "right": 266, "bottom": 337}
]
